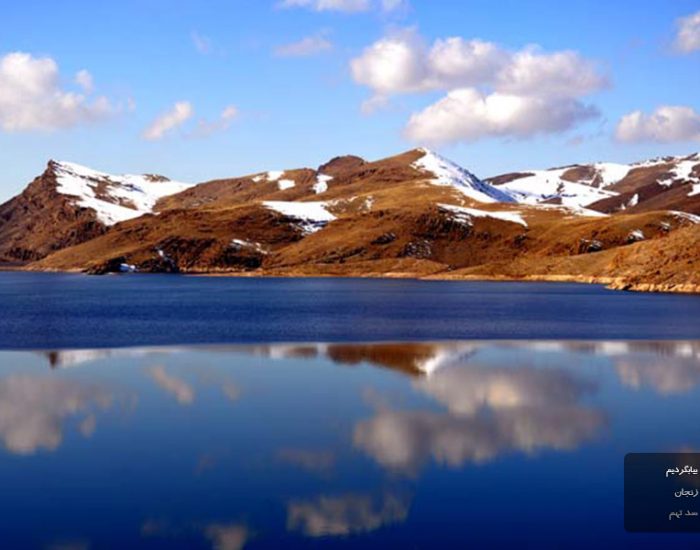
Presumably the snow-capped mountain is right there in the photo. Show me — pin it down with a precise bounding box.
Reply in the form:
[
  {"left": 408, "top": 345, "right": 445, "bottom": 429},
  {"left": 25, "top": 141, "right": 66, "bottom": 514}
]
[
  {"left": 411, "top": 148, "right": 516, "bottom": 204},
  {"left": 488, "top": 153, "right": 700, "bottom": 214},
  {"left": 52, "top": 160, "right": 194, "bottom": 226},
  {"left": 2, "top": 148, "right": 700, "bottom": 294}
]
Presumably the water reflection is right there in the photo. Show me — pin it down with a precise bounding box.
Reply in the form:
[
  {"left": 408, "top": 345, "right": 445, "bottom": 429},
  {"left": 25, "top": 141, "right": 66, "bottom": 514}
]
[
  {"left": 1, "top": 341, "right": 700, "bottom": 547},
  {"left": 354, "top": 360, "right": 604, "bottom": 473},
  {"left": 286, "top": 493, "right": 410, "bottom": 537},
  {"left": 0, "top": 375, "right": 112, "bottom": 454}
]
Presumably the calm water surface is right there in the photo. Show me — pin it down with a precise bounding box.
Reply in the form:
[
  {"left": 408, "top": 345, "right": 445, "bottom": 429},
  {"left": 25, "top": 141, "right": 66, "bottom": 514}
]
[
  {"left": 0, "top": 341, "right": 699, "bottom": 548},
  {"left": 2, "top": 272, "right": 700, "bottom": 348}
]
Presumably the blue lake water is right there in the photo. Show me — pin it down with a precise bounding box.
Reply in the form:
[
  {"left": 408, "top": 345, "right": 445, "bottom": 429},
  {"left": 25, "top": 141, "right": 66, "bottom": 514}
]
[
  {"left": 2, "top": 272, "right": 700, "bottom": 349},
  {"left": 0, "top": 342, "right": 700, "bottom": 548}
]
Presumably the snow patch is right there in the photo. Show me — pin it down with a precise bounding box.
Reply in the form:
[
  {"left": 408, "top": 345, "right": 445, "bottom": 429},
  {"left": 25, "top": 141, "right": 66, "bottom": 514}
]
[
  {"left": 54, "top": 161, "right": 193, "bottom": 226},
  {"left": 627, "top": 229, "right": 645, "bottom": 242},
  {"left": 413, "top": 148, "right": 515, "bottom": 204},
  {"left": 595, "top": 163, "right": 632, "bottom": 187},
  {"left": 263, "top": 201, "right": 336, "bottom": 235},
  {"left": 278, "top": 179, "right": 295, "bottom": 191},
  {"left": 230, "top": 239, "right": 268, "bottom": 254},
  {"left": 496, "top": 168, "right": 618, "bottom": 209},
  {"left": 313, "top": 174, "right": 333, "bottom": 194},
  {"left": 266, "top": 170, "right": 284, "bottom": 181},
  {"left": 527, "top": 203, "right": 608, "bottom": 217},
  {"left": 439, "top": 204, "right": 528, "bottom": 227}
]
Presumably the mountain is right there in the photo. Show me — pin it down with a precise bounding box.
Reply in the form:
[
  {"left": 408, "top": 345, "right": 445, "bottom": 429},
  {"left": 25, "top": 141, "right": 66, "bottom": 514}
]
[
  {"left": 2, "top": 148, "right": 699, "bottom": 293},
  {"left": 0, "top": 160, "right": 192, "bottom": 263},
  {"left": 488, "top": 153, "right": 700, "bottom": 215}
]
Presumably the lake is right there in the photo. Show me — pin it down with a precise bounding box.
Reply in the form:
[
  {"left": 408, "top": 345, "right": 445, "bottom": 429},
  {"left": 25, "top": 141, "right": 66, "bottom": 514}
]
[
  {"left": 2, "top": 272, "right": 700, "bottom": 349},
  {"left": 0, "top": 341, "right": 699, "bottom": 548}
]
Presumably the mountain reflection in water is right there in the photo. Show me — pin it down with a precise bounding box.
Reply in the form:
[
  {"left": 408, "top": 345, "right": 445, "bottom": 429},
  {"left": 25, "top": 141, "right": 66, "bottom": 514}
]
[{"left": 0, "top": 341, "right": 699, "bottom": 548}]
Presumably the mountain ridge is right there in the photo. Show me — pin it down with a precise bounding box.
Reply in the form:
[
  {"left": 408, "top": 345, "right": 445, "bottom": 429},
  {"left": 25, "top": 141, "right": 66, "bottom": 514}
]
[{"left": 2, "top": 148, "right": 699, "bottom": 293}]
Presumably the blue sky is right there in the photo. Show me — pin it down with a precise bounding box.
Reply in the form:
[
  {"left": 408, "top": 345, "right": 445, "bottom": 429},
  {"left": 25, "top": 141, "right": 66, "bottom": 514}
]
[{"left": 1, "top": 0, "right": 699, "bottom": 199}]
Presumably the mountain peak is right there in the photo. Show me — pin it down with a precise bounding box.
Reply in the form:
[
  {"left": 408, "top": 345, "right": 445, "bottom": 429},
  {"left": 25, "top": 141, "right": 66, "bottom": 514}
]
[
  {"left": 410, "top": 147, "right": 515, "bottom": 204},
  {"left": 45, "top": 160, "right": 193, "bottom": 226}
]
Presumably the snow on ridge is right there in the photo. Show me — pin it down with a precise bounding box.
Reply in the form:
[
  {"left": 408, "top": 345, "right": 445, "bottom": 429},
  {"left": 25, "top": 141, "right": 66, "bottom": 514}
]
[
  {"left": 526, "top": 203, "right": 608, "bottom": 217},
  {"left": 278, "top": 179, "right": 295, "bottom": 191},
  {"left": 495, "top": 168, "right": 618, "bottom": 209},
  {"left": 252, "top": 170, "right": 285, "bottom": 183},
  {"left": 594, "top": 162, "right": 632, "bottom": 187},
  {"left": 669, "top": 211, "right": 700, "bottom": 224},
  {"left": 266, "top": 170, "right": 284, "bottom": 181},
  {"left": 439, "top": 203, "right": 528, "bottom": 227},
  {"left": 263, "top": 200, "right": 336, "bottom": 235},
  {"left": 313, "top": 174, "right": 333, "bottom": 194},
  {"left": 413, "top": 148, "right": 515, "bottom": 204},
  {"left": 53, "top": 160, "right": 193, "bottom": 226}
]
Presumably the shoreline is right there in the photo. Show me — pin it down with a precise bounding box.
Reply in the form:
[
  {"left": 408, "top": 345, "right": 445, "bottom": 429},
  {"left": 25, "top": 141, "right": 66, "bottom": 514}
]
[{"left": 3, "top": 265, "right": 699, "bottom": 295}]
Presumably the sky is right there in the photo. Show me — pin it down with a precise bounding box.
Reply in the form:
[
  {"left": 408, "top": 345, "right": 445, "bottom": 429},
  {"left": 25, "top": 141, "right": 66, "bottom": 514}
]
[{"left": 1, "top": 0, "right": 700, "bottom": 199}]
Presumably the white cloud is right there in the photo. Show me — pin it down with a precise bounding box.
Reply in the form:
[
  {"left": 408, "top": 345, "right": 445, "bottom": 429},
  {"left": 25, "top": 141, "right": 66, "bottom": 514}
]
[
  {"left": 0, "top": 52, "right": 114, "bottom": 132},
  {"left": 405, "top": 88, "right": 598, "bottom": 144},
  {"left": 142, "top": 101, "right": 193, "bottom": 141},
  {"left": 279, "top": 0, "right": 371, "bottom": 12},
  {"left": 675, "top": 10, "right": 700, "bottom": 53},
  {"left": 495, "top": 47, "right": 607, "bottom": 98},
  {"left": 275, "top": 32, "right": 333, "bottom": 57},
  {"left": 148, "top": 365, "right": 194, "bottom": 404},
  {"left": 350, "top": 30, "right": 430, "bottom": 94},
  {"left": 350, "top": 31, "right": 606, "bottom": 97},
  {"left": 615, "top": 105, "right": 700, "bottom": 143},
  {"left": 189, "top": 104, "right": 239, "bottom": 138},
  {"left": 191, "top": 31, "right": 213, "bottom": 54},
  {"left": 350, "top": 30, "right": 606, "bottom": 143},
  {"left": 427, "top": 37, "right": 509, "bottom": 89},
  {"left": 74, "top": 69, "right": 94, "bottom": 93}
]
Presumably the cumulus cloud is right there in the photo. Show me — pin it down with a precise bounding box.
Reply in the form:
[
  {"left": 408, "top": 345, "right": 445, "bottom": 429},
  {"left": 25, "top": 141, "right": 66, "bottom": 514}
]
[
  {"left": 142, "top": 101, "right": 194, "bottom": 141},
  {"left": 615, "top": 105, "right": 700, "bottom": 143},
  {"left": 350, "top": 30, "right": 607, "bottom": 143},
  {"left": 0, "top": 52, "right": 114, "bottom": 132},
  {"left": 148, "top": 365, "right": 194, "bottom": 404},
  {"left": 405, "top": 88, "right": 598, "bottom": 144},
  {"left": 0, "top": 375, "right": 112, "bottom": 454},
  {"left": 495, "top": 47, "right": 607, "bottom": 98},
  {"left": 286, "top": 493, "right": 409, "bottom": 536},
  {"left": 675, "top": 10, "right": 700, "bottom": 53},
  {"left": 274, "top": 31, "right": 333, "bottom": 57},
  {"left": 350, "top": 30, "right": 431, "bottom": 94},
  {"left": 351, "top": 30, "right": 606, "bottom": 99}
]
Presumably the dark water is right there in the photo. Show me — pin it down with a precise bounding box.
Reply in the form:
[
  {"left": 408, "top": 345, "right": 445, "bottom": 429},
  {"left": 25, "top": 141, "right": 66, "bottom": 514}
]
[
  {"left": 1, "top": 341, "right": 700, "bottom": 548},
  {"left": 2, "top": 272, "right": 700, "bottom": 349}
]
